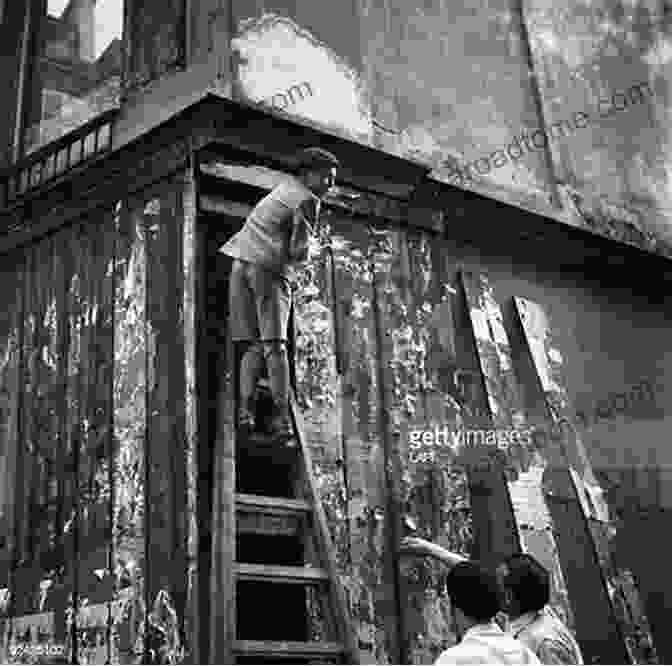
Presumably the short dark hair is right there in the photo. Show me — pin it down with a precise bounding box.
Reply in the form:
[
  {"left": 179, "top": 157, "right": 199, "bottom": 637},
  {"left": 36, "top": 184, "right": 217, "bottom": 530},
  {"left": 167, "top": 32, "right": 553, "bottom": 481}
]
[
  {"left": 501, "top": 553, "right": 550, "bottom": 614},
  {"left": 296, "top": 147, "right": 340, "bottom": 171},
  {"left": 445, "top": 562, "right": 502, "bottom": 622}
]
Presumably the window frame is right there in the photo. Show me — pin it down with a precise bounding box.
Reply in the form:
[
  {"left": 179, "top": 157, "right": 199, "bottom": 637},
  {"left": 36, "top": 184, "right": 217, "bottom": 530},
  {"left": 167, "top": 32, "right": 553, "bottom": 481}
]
[{"left": 15, "top": 0, "right": 126, "bottom": 161}]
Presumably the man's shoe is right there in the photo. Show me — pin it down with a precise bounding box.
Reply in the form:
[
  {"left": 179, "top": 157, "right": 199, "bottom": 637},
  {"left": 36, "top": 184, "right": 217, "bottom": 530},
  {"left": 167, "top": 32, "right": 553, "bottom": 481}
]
[{"left": 238, "top": 406, "right": 256, "bottom": 435}]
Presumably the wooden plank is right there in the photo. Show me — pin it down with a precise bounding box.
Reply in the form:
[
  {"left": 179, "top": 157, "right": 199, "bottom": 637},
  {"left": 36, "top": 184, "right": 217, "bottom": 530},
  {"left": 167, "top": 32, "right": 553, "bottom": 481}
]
[
  {"left": 145, "top": 182, "right": 189, "bottom": 636},
  {"left": 209, "top": 333, "right": 236, "bottom": 664},
  {"left": 236, "top": 490, "right": 308, "bottom": 538},
  {"left": 112, "top": 199, "right": 148, "bottom": 663},
  {"left": 236, "top": 494, "right": 311, "bottom": 514},
  {"left": 460, "top": 271, "right": 574, "bottom": 624},
  {"left": 235, "top": 563, "right": 329, "bottom": 584},
  {"left": 182, "top": 166, "right": 199, "bottom": 663},
  {"left": 76, "top": 221, "right": 96, "bottom": 662},
  {"left": 290, "top": 394, "right": 360, "bottom": 664},
  {"left": 0, "top": 252, "right": 23, "bottom": 582},
  {"left": 508, "top": 296, "right": 631, "bottom": 665},
  {"left": 368, "top": 230, "right": 408, "bottom": 665},
  {"left": 233, "top": 639, "right": 344, "bottom": 658},
  {"left": 236, "top": 512, "right": 301, "bottom": 538},
  {"left": 460, "top": 270, "right": 521, "bottom": 564}
]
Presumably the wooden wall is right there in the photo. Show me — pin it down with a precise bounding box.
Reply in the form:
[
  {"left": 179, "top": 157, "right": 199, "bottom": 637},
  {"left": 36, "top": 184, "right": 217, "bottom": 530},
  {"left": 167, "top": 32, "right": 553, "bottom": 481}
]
[
  {"left": 0, "top": 173, "right": 195, "bottom": 664},
  {"left": 285, "top": 205, "right": 659, "bottom": 664}
]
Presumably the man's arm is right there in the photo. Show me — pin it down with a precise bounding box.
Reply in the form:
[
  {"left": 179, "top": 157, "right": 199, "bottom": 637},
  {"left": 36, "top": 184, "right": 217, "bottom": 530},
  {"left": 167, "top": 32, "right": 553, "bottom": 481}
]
[
  {"left": 399, "top": 537, "right": 469, "bottom": 569},
  {"left": 288, "top": 199, "right": 316, "bottom": 262}
]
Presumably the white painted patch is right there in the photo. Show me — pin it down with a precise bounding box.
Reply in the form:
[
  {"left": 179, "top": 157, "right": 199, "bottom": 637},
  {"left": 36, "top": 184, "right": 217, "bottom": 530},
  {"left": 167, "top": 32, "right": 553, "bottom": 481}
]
[
  {"left": 643, "top": 35, "right": 672, "bottom": 68},
  {"left": 232, "top": 13, "right": 371, "bottom": 141}
]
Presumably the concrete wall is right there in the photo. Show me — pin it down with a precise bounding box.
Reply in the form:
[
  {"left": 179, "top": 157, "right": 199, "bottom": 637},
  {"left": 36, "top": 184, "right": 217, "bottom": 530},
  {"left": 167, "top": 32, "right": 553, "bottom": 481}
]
[{"left": 224, "top": 0, "right": 672, "bottom": 258}]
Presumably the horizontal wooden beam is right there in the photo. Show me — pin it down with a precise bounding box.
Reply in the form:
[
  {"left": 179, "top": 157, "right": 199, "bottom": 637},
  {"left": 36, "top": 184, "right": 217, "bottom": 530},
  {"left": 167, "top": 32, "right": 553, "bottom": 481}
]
[
  {"left": 235, "top": 563, "right": 328, "bottom": 584},
  {"left": 233, "top": 640, "right": 345, "bottom": 659}
]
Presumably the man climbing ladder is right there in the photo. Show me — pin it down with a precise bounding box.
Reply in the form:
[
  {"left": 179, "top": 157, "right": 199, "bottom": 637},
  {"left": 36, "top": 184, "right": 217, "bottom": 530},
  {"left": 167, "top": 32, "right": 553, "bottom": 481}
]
[{"left": 219, "top": 147, "right": 340, "bottom": 443}]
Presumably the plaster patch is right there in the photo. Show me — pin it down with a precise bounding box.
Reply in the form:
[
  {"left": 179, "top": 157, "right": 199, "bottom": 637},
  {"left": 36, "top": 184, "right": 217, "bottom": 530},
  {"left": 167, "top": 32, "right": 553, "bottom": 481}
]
[{"left": 232, "top": 13, "right": 371, "bottom": 141}]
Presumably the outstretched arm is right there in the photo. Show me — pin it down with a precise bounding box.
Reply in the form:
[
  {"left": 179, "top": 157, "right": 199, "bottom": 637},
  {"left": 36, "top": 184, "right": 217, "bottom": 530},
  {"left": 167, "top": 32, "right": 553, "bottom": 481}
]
[
  {"left": 399, "top": 537, "right": 469, "bottom": 569},
  {"left": 288, "top": 200, "right": 316, "bottom": 262}
]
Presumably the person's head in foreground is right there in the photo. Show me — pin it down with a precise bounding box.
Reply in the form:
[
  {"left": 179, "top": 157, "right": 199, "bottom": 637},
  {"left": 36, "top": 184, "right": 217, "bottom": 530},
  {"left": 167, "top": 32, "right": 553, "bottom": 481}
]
[
  {"left": 296, "top": 147, "right": 339, "bottom": 197},
  {"left": 497, "top": 553, "right": 550, "bottom": 619},
  {"left": 445, "top": 561, "right": 503, "bottom": 640},
  {"left": 438, "top": 562, "right": 542, "bottom": 665}
]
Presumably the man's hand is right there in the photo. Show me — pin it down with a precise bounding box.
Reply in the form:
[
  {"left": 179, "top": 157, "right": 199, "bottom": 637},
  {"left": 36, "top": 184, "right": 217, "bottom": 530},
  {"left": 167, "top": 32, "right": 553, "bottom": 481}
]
[
  {"left": 399, "top": 536, "right": 438, "bottom": 557},
  {"left": 399, "top": 537, "right": 469, "bottom": 568}
]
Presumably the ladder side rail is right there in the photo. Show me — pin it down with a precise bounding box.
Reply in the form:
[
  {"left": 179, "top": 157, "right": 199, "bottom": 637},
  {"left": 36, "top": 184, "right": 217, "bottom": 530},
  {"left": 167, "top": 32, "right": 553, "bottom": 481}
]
[{"left": 289, "top": 392, "right": 360, "bottom": 665}]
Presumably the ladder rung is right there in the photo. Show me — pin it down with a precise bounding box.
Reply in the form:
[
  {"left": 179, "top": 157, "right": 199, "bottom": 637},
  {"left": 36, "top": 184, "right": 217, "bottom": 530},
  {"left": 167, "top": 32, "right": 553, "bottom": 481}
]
[
  {"left": 236, "top": 493, "right": 311, "bottom": 515},
  {"left": 236, "top": 563, "right": 328, "bottom": 584},
  {"left": 236, "top": 494, "right": 311, "bottom": 537},
  {"left": 233, "top": 640, "right": 345, "bottom": 659}
]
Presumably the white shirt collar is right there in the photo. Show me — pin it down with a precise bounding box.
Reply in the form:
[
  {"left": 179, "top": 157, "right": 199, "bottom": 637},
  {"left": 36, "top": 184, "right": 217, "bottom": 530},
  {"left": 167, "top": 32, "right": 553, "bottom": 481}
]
[
  {"left": 508, "top": 609, "right": 544, "bottom": 636},
  {"left": 463, "top": 620, "right": 505, "bottom": 638}
]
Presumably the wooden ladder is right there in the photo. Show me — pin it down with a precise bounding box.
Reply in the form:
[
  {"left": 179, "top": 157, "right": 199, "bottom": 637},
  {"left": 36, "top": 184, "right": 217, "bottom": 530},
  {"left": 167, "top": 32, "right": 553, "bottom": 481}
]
[{"left": 225, "top": 326, "right": 359, "bottom": 664}]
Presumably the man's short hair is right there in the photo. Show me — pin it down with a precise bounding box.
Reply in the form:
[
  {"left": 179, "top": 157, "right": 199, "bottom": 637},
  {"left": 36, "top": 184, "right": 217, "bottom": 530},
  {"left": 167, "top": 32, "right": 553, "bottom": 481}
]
[
  {"left": 296, "top": 147, "right": 340, "bottom": 171},
  {"left": 445, "top": 562, "right": 502, "bottom": 622},
  {"left": 501, "top": 553, "right": 550, "bottom": 614}
]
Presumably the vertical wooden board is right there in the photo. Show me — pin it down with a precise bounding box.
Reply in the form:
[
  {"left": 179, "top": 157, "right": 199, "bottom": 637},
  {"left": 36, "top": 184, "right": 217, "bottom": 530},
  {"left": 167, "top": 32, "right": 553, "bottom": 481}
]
[
  {"left": 305, "top": 214, "right": 391, "bottom": 664},
  {"left": 13, "top": 245, "right": 31, "bottom": 615},
  {"left": 385, "top": 231, "right": 471, "bottom": 665},
  {"left": 182, "top": 169, "right": 199, "bottom": 663},
  {"left": 15, "top": 236, "right": 52, "bottom": 618},
  {"left": 367, "top": 225, "right": 407, "bottom": 664},
  {"left": 510, "top": 296, "right": 632, "bottom": 665},
  {"left": 50, "top": 226, "right": 74, "bottom": 650},
  {"left": 0, "top": 251, "right": 24, "bottom": 583},
  {"left": 100, "top": 211, "right": 117, "bottom": 664},
  {"left": 209, "top": 345, "right": 235, "bottom": 665},
  {"left": 459, "top": 270, "right": 521, "bottom": 563},
  {"left": 460, "top": 271, "right": 573, "bottom": 626},
  {"left": 145, "top": 183, "right": 188, "bottom": 662},
  {"left": 65, "top": 222, "right": 88, "bottom": 661},
  {"left": 512, "top": 295, "right": 658, "bottom": 664},
  {"left": 72, "top": 214, "right": 116, "bottom": 664},
  {"left": 113, "top": 200, "right": 148, "bottom": 664},
  {"left": 74, "top": 222, "right": 93, "bottom": 662},
  {"left": 0, "top": 250, "right": 23, "bottom": 666},
  {"left": 511, "top": 299, "right": 599, "bottom": 499}
]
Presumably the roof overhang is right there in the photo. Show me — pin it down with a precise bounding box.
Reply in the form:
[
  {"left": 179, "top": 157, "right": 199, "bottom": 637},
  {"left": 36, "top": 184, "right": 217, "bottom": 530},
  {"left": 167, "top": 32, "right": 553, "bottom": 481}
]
[{"left": 194, "top": 88, "right": 433, "bottom": 200}]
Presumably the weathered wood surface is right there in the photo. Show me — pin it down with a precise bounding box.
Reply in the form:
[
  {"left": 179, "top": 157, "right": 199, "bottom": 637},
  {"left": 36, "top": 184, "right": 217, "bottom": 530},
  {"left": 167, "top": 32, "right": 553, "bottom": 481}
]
[
  {"left": 460, "top": 271, "right": 574, "bottom": 627},
  {"left": 460, "top": 270, "right": 521, "bottom": 565},
  {"left": 209, "top": 333, "right": 236, "bottom": 664},
  {"left": 113, "top": 199, "right": 148, "bottom": 663},
  {"left": 0, "top": 252, "right": 23, "bottom": 585},
  {"left": 182, "top": 168, "right": 199, "bottom": 664},
  {"left": 291, "top": 393, "right": 360, "bottom": 663},
  {"left": 509, "top": 296, "right": 632, "bottom": 665},
  {"left": 144, "top": 181, "right": 189, "bottom": 659}
]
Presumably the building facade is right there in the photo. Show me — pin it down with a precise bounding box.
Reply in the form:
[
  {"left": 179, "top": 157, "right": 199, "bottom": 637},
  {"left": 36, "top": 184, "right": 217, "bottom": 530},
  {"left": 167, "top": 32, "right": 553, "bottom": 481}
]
[{"left": 0, "top": 1, "right": 670, "bottom": 663}]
